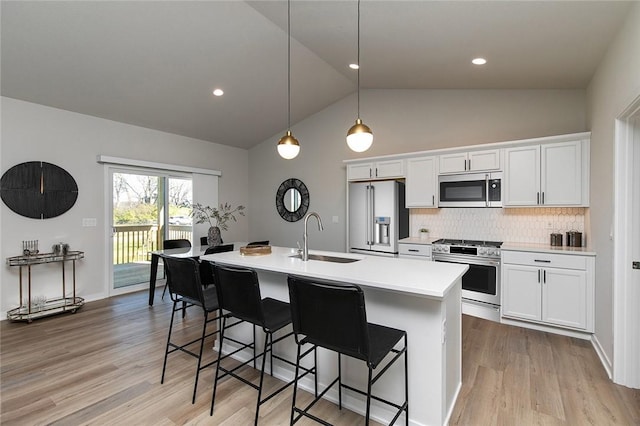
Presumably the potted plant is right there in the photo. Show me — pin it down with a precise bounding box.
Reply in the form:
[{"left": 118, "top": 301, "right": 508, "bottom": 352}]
[
  {"left": 419, "top": 228, "right": 430, "bottom": 240},
  {"left": 191, "top": 202, "right": 246, "bottom": 246}
]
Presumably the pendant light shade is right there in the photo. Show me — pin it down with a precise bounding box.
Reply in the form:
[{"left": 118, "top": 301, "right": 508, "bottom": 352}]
[
  {"left": 347, "top": 0, "right": 372, "bottom": 153},
  {"left": 346, "top": 118, "right": 373, "bottom": 152},
  {"left": 277, "top": 0, "right": 300, "bottom": 159},
  {"left": 277, "top": 130, "right": 300, "bottom": 159}
]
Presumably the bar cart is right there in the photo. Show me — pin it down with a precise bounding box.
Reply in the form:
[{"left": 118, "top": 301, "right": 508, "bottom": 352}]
[{"left": 6, "top": 251, "right": 85, "bottom": 322}]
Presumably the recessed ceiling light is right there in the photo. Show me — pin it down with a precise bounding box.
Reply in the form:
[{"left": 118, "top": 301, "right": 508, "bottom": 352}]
[
  {"left": 472, "top": 58, "right": 487, "bottom": 65},
  {"left": 349, "top": 63, "right": 359, "bottom": 70},
  {"left": 212, "top": 88, "right": 224, "bottom": 96}
]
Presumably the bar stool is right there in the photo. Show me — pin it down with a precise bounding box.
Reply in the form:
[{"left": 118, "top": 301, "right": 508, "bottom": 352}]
[
  {"left": 210, "top": 264, "right": 316, "bottom": 425},
  {"left": 160, "top": 256, "right": 221, "bottom": 404},
  {"left": 287, "top": 275, "right": 409, "bottom": 426}
]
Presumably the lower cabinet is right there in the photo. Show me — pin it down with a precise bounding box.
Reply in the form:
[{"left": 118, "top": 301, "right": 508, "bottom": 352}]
[{"left": 502, "top": 250, "right": 594, "bottom": 332}]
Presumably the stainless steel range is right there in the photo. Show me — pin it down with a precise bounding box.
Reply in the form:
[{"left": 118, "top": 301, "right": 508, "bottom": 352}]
[{"left": 432, "top": 239, "right": 502, "bottom": 322}]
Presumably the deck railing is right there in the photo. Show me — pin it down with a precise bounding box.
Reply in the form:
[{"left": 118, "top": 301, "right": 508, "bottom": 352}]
[{"left": 113, "top": 225, "right": 193, "bottom": 264}]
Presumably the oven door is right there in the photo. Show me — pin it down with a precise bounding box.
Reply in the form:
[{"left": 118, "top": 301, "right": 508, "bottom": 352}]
[{"left": 433, "top": 253, "right": 501, "bottom": 306}]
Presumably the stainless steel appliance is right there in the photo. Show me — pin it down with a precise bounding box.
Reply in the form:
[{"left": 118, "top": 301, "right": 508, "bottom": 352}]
[
  {"left": 438, "top": 172, "right": 502, "bottom": 207},
  {"left": 349, "top": 180, "right": 409, "bottom": 257},
  {"left": 432, "top": 238, "right": 502, "bottom": 321}
]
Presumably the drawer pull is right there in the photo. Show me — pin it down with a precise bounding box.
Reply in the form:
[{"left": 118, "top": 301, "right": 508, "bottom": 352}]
[
  {"left": 534, "top": 259, "right": 551, "bottom": 263},
  {"left": 408, "top": 249, "right": 419, "bottom": 252}
]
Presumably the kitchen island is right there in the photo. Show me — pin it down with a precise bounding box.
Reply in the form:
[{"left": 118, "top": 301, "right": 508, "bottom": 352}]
[{"left": 200, "top": 246, "right": 468, "bottom": 426}]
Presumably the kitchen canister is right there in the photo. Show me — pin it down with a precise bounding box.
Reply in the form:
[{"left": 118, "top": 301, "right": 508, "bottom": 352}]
[
  {"left": 566, "top": 231, "right": 583, "bottom": 247},
  {"left": 550, "top": 233, "right": 563, "bottom": 246}
]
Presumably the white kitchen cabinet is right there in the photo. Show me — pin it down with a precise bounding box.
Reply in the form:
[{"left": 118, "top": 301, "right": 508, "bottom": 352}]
[
  {"left": 347, "top": 159, "right": 404, "bottom": 181},
  {"left": 501, "top": 250, "right": 593, "bottom": 332},
  {"left": 504, "top": 139, "right": 588, "bottom": 207},
  {"left": 405, "top": 156, "right": 437, "bottom": 208},
  {"left": 438, "top": 149, "right": 501, "bottom": 174}
]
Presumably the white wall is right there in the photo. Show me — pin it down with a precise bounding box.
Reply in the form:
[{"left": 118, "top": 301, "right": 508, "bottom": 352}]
[
  {"left": 586, "top": 3, "right": 640, "bottom": 367},
  {"left": 0, "top": 97, "right": 249, "bottom": 316},
  {"left": 248, "top": 89, "right": 587, "bottom": 252}
]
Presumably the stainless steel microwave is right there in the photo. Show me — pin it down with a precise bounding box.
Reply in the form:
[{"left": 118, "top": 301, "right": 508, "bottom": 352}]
[{"left": 438, "top": 172, "right": 502, "bottom": 207}]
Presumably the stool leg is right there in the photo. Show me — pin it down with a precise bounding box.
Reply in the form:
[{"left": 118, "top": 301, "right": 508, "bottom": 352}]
[
  {"left": 338, "top": 353, "right": 342, "bottom": 410},
  {"left": 192, "top": 310, "right": 209, "bottom": 404},
  {"left": 160, "top": 300, "right": 178, "bottom": 384},
  {"left": 270, "top": 332, "right": 274, "bottom": 376},
  {"left": 365, "top": 366, "right": 373, "bottom": 426},
  {"left": 314, "top": 346, "right": 318, "bottom": 397},
  {"left": 290, "top": 343, "right": 302, "bottom": 425},
  {"left": 404, "top": 334, "right": 409, "bottom": 426},
  {"left": 253, "top": 324, "right": 257, "bottom": 369},
  {"left": 254, "top": 332, "right": 270, "bottom": 425},
  {"left": 210, "top": 316, "right": 227, "bottom": 416}
]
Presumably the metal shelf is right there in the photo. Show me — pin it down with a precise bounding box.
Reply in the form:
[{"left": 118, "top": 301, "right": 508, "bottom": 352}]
[
  {"left": 6, "top": 251, "right": 84, "bottom": 323},
  {"left": 7, "top": 297, "right": 84, "bottom": 322}
]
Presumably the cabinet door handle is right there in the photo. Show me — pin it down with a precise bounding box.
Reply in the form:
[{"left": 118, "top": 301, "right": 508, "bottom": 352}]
[
  {"left": 375, "top": 167, "right": 378, "bottom": 177},
  {"left": 543, "top": 270, "right": 546, "bottom": 283},
  {"left": 538, "top": 269, "right": 541, "bottom": 283},
  {"left": 537, "top": 192, "right": 540, "bottom": 204},
  {"left": 432, "top": 195, "right": 435, "bottom": 205},
  {"left": 468, "top": 159, "right": 471, "bottom": 170},
  {"left": 542, "top": 192, "right": 545, "bottom": 204}
]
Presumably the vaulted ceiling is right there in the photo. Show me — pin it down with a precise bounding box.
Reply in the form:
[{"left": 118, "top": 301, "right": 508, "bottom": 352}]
[{"left": 1, "top": 1, "right": 632, "bottom": 149}]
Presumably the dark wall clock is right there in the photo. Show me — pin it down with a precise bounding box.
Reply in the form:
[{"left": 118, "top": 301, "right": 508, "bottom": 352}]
[
  {"left": 275, "top": 178, "right": 309, "bottom": 222},
  {"left": 1, "top": 161, "right": 78, "bottom": 219}
]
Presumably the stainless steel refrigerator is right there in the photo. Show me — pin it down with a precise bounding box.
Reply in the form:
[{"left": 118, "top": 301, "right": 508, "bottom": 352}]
[{"left": 349, "top": 180, "right": 409, "bottom": 256}]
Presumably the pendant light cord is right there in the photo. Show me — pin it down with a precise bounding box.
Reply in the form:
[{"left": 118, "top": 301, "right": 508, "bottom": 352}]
[
  {"left": 357, "top": 0, "right": 361, "bottom": 119},
  {"left": 287, "top": 0, "right": 292, "bottom": 130}
]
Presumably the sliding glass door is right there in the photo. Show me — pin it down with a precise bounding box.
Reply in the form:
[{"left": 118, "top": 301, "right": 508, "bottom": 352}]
[{"left": 110, "top": 168, "right": 192, "bottom": 293}]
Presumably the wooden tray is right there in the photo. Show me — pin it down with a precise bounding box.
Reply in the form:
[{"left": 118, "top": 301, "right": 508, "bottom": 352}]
[{"left": 239, "top": 245, "right": 272, "bottom": 256}]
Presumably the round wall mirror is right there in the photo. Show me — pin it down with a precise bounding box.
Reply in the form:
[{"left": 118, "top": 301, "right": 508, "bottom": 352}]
[
  {"left": 276, "top": 178, "right": 309, "bottom": 222},
  {"left": 283, "top": 188, "right": 301, "bottom": 212}
]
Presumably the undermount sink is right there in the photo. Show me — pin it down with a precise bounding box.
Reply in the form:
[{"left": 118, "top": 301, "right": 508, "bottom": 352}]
[{"left": 289, "top": 253, "right": 360, "bottom": 263}]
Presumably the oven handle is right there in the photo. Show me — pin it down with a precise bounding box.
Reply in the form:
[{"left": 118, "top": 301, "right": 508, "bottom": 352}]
[{"left": 432, "top": 255, "right": 500, "bottom": 267}]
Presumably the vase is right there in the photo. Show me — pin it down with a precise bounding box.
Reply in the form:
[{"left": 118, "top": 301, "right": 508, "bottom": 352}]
[{"left": 207, "top": 226, "right": 222, "bottom": 247}]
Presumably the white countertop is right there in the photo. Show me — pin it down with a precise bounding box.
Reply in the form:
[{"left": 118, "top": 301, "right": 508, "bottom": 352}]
[
  {"left": 501, "top": 242, "right": 596, "bottom": 256},
  {"left": 201, "top": 246, "right": 468, "bottom": 299}
]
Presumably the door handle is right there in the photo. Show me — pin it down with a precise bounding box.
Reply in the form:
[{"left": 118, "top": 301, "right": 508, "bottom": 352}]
[
  {"left": 543, "top": 270, "right": 546, "bottom": 283},
  {"left": 537, "top": 192, "right": 540, "bottom": 204},
  {"left": 538, "top": 269, "right": 541, "bottom": 283},
  {"left": 633, "top": 261, "right": 639, "bottom": 270},
  {"left": 542, "top": 192, "right": 545, "bottom": 204}
]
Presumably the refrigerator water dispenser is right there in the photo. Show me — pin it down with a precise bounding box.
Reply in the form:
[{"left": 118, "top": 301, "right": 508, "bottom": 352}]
[{"left": 375, "top": 216, "right": 391, "bottom": 245}]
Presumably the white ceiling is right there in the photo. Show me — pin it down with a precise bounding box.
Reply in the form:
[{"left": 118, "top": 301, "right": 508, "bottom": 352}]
[{"left": 1, "top": 1, "right": 633, "bottom": 150}]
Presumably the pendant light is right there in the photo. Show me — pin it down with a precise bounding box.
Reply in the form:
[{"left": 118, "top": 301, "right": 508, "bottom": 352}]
[
  {"left": 346, "top": 0, "right": 373, "bottom": 153},
  {"left": 277, "top": 0, "right": 300, "bottom": 160}
]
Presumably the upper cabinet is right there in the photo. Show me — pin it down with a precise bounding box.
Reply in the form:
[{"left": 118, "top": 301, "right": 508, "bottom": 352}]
[
  {"left": 405, "top": 156, "right": 437, "bottom": 208},
  {"left": 504, "top": 138, "right": 589, "bottom": 207},
  {"left": 347, "top": 159, "right": 404, "bottom": 181},
  {"left": 438, "top": 149, "right": 501, "bottom": 174}
]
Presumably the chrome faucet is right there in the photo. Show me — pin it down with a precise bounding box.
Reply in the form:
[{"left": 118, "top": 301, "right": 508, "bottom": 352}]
[{"left": 302, "top": 212, "right": 324, "bottom": 261}]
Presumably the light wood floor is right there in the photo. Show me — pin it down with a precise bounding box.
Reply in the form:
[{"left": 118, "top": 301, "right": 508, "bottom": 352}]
[{"left": 1, "top": 290, "right": 638, "bottom": 425}]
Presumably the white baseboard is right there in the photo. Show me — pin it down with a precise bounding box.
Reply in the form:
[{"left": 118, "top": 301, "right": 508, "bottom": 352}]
[
  {"left": 591, "top": 334, "right": 613, "bottom": 379},
  {"left": 444, "top": 381, "right": 463, "bottom": 426},
  {"left": 500, "top": 317, "right": 593, "bottom": 340}
]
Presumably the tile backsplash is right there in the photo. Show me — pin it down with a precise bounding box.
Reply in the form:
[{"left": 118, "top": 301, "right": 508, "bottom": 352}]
[{"left": 410, "top": 207, "right": 586, "bottom": 245}]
